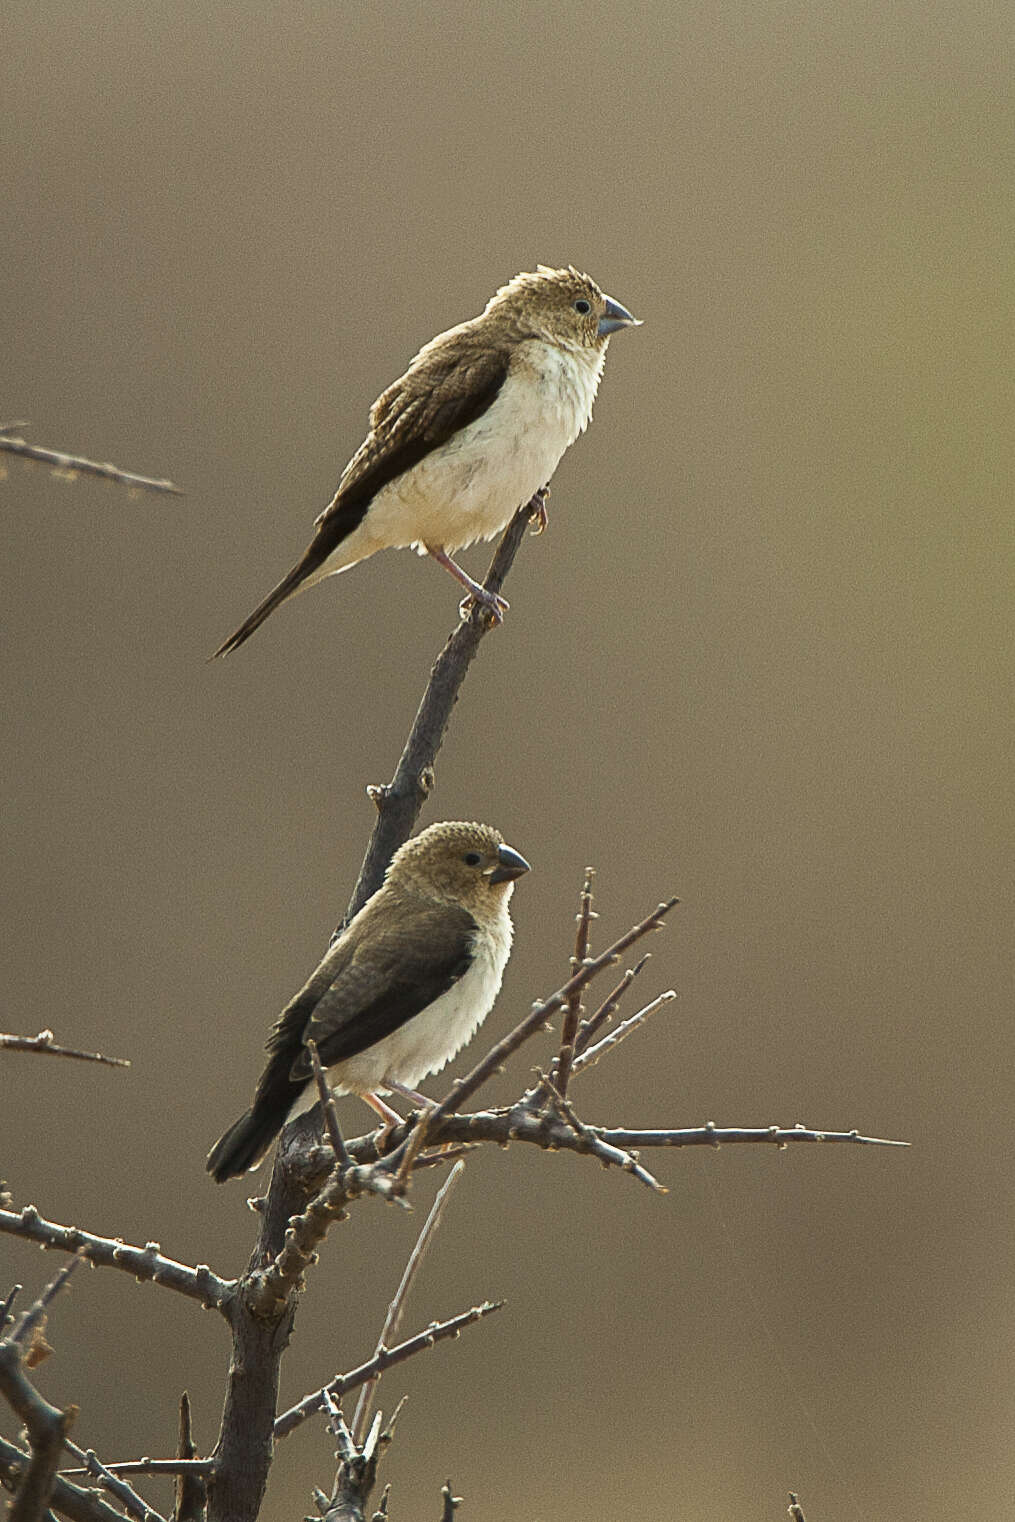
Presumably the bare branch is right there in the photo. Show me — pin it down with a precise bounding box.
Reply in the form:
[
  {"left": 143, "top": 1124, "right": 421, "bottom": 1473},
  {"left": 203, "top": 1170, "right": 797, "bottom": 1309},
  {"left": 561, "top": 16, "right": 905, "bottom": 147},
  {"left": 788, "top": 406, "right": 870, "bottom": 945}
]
[
  {"left": 173, "top": 1391, "right": 207, "bottom": 1522},
  {"left": 352, "top": 1162, "right": 465, "bottom": 1443},
  {"left": 306, "top": 1039, "right": 352, "bottom": 1171},
  {"left": 339, "top": 494, "right": 543, "bottom": 930},
  {"left": 0, "top": 1284, "right": 22, "bottom": 1333},
  {"left": 61, "top": 1458, "right": 214, "bottom": 1479},
  {"left": 0, "top": 427, "right": 183, "bottom": 496},
  {"left": 535, "top": 1075, "right": 666, "bottom": 1192},
  {"left": 439, "top": 1482, "right": 462, "bottom": 1522},
  {"left": 9, "top": 1255, "right": 82, "bottom": 1348},
  {"left": 275, "top": 1300, "right": 503, "bottom": 1439},
  {"left": 573, "top": 953, "right": 651, "bottom": 1057},
  {"left": 788, "top": 1493, "right": 807, "bottom": 1521},
  {"left": 0, "top": 1261, "right": 82, "bottom": 1522},
  {"left": 1, "top": 1434, "right": 132, "bottom": 1522},
  {"left": 571, "top": 990, "right": 677, "bottom": 1076},
  {"left": 428, "top": 897, "right": 680, "bottom": 1127},
  {"left": 60, "top": 1443, "right": 165, "bottom": 1522},
  {"left": 0, "top": 1206, "right": 234, "bottom": 1312},
  {"left": 0, "top": 1030, "right": 130, "bottom": 1068},
  {"left": 552, "top": 868, "right": 596, "bottom": 1098}
]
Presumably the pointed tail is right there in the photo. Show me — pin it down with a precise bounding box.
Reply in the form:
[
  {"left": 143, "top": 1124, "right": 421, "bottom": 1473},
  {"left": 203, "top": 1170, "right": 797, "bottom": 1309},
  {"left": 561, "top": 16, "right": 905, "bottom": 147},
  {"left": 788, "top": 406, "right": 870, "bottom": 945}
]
[
  {"left": 211, "top": 541, "right": 333, "bottom": 657},
  {"left": 206, "top": 1102, "right": 279, "bottom": 1182}
]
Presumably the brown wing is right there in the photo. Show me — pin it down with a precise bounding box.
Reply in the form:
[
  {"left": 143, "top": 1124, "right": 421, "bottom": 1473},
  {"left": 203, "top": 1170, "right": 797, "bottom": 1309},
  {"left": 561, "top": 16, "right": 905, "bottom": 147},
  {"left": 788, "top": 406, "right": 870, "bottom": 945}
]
[
  {"left": 205, "top": 900, "right": 476, "bottom": 1181},
  {"left": 313, "top": 328, "right": 514, "bottom": 539},
  {"left": 212, "top": 327, "right": 512, "bottom": 656}
]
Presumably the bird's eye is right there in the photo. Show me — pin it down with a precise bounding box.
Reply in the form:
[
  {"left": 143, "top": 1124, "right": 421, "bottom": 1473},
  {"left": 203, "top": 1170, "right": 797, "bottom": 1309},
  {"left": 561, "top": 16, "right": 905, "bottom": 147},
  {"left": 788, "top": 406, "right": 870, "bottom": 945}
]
[
  {"left": 463, "top": 851, "right": 483, "bottom": 867},
  {"left": 573, "top": 299, "right": 591, "bottom": 314}
]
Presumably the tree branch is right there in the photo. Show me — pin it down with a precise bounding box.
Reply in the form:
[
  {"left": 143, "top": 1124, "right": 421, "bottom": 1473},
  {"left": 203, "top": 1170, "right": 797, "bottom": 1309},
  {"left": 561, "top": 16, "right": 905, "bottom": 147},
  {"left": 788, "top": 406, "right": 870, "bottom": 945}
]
[
  {"left": 339, "top": 493, "right": 543, "bottom": 930},
  {"left": 0, "top": 1208, "right": 234, "bottom": 1312},
  {"left": 0, "top": 426, "right": 183, "bottom": 496},
  {"left": 0, "top": 1030, "right": 130, "bottom": 1068},
  {"left": 274, "top": 1299, "right": 503, "bottom": 1440}
]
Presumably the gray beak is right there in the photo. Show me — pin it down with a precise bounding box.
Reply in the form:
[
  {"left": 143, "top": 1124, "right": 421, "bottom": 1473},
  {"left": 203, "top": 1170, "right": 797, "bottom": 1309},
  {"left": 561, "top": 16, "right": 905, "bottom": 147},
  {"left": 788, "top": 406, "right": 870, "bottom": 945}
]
[
  {"left": 488, "top": 844, "right": 531, "bottom": 884},
  {"left": 598, "top": 294, "right": 642, "bottom": 337}
]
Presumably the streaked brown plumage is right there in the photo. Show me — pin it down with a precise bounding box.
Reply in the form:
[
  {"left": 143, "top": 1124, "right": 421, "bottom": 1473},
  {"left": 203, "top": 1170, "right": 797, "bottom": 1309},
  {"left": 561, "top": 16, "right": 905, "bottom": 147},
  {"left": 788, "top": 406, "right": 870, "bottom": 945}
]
[{"left": 213, "top": 266, "right": 640, "bottom": 655}]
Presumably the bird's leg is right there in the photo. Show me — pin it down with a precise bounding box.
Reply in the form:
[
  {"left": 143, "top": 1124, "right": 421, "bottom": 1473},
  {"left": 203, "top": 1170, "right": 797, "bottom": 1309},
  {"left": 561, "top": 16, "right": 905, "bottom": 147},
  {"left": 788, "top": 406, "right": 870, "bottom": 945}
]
[
  {"left": 425, "top": 545, "right": 510, "bottom": 623},
  {"left": 362, "top": 1090, "right": 406, "bottom": 1148},
  {"left": 384, "top": 1077, "right": 433, "bottom": 1109},
  {"left": 528, "top": 485, "right": 550, "bottom": 535}
]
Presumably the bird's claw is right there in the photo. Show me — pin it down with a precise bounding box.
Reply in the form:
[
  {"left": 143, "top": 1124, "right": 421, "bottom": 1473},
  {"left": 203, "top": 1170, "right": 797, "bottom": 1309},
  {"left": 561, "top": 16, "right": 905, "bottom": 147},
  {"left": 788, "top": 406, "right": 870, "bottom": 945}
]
[
  {"left": 459, "top": 588, "right": 510, "bottom": 625},
  {"left": 528, "top": 490, "right": 550, "bottom": 535}
]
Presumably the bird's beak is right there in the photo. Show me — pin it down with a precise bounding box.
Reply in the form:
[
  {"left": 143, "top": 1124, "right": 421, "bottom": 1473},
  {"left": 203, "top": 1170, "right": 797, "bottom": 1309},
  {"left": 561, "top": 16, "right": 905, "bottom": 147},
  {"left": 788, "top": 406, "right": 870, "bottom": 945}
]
[
  {"left": 487, "top": 844, "right": 531, "bottom": 884},
  {"left": 598, "top": 295, "right": 642, "bottom": 336}
]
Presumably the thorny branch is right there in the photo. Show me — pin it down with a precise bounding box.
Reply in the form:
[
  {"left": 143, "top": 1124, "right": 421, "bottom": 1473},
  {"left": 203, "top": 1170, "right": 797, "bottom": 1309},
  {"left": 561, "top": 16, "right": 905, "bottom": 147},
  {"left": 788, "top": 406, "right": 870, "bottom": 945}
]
[
  {"left": 0, "top": 1209, "right": 234, "bottom": 1312},
  {"left": 0, "top": 1030, "right": 130, "bottom": 1068},
  {"left": 339, "top": 491, "right": 545, "bottom": 930},
  {"left": 0, "top": 424, "right": 183, "bottom": 497}
]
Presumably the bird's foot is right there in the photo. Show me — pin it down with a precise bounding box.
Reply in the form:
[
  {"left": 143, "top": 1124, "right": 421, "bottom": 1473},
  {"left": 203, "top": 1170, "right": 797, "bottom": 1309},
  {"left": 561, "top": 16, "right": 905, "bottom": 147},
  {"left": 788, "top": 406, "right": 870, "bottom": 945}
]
[
  {"left": 427, "top": 545, "right": 509, "bottom": 625},
  {"left": 528, "top": 486, "right": 550, "bottom": 535},
  {"left": 458, "top": 586, "right": 509, "bottom": 625}
]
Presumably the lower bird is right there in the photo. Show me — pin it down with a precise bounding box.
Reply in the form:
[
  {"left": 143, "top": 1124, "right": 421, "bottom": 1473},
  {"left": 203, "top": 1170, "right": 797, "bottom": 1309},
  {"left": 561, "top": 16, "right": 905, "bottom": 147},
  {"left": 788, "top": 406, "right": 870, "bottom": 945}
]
[
  {"left": 212, "top": 265, "right": 640, "bottom": 655},
  {"left": 207, "top": 821, "right": 530, "bottom": 1182}
]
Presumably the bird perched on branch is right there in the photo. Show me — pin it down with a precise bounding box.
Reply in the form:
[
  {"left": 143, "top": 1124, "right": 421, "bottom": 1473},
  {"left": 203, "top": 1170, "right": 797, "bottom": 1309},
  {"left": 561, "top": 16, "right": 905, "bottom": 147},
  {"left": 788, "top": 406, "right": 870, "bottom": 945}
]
[
  {"left": 212, "top": 265, "right": 640, "bottom": 655},
  {"left": 207, "top": 821, "right": 530, "bottom": 1181}
]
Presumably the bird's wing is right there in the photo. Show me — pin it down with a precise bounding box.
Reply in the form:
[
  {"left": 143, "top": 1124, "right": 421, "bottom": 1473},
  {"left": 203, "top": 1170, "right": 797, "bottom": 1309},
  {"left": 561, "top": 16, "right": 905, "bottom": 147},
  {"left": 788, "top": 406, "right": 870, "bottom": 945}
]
[
  {"left": 312, "top": 328, "right": 514, "bottom": 543},
  {"left": 280, "top": 902, "right": 479, "bottom": 1082}
]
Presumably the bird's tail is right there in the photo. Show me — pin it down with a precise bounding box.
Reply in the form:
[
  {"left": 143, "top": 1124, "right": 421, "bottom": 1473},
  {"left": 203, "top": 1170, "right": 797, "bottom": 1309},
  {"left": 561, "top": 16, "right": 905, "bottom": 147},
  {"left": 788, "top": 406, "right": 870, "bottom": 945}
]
[
  {"left": 211, "top": 540, "right": 334, "bottom": 658},
  {"left": 206, "top": 1099, "right": 288, "bottom": 1183}
]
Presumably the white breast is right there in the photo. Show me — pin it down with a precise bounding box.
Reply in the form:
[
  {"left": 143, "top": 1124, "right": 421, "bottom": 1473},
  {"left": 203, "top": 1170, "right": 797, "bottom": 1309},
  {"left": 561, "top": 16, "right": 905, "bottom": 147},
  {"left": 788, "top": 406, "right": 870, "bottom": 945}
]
[
  {"left": 322, "top": 911, "right": 514, "bottom": 1098},
  {"left": 334, "top": 340, "right": 606, "bottom": 564}
]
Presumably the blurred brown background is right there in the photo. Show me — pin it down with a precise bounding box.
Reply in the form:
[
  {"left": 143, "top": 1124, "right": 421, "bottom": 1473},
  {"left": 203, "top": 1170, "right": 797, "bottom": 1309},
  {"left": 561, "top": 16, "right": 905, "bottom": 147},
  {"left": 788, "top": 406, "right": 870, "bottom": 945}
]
[{"left": 3, "top": 2, "right": 1012, "bottom": 1517}]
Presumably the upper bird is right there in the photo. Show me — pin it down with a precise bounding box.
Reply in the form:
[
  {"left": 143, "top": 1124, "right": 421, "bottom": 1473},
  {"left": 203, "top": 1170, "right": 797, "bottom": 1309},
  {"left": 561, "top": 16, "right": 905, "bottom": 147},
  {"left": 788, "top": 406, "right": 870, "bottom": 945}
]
[
  {"left": 212, "top": 265, "right": 641, "bottom": 655},
  {"left": 206, "top": 820, "right": 530, "bottom": 1182}
]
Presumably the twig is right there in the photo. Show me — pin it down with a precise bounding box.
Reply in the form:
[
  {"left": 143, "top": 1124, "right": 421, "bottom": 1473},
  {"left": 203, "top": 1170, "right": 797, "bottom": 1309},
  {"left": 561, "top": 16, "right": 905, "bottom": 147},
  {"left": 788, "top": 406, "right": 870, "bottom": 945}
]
[
  {"left": 339, "top": 495, "right": 542, "bottom": 931},
  {"left": 0, "top": 1284, "right": 22, "bottom": 1332},
  {"left": 552, "top": 869, "right": 596, "bottom": 1098},
  {"left": 0, "top": 429, "right": 183, "bottom": 496},
  {"left": 439, "top": 1482, "right": 462, "bottom": 1522},
  {"left": 60, "top": 1444, "right": 164, "bottom": 1522},
  {"left": 60, "top": 1458, "right": 214, "bottom": 1479},
  {"left": 9, "top": 1256, "right": 82, "bottom": 1348},
  {"left": 0, "top": 1206, "right": 234, "bottom": 1312},
  {"left": 0, "top": 1260, "right": 82, "bottom": 1522},
  {"left": 571, "top": 990, "right": 677, "bottom": 1075},
  {"left": 274, "top": 1301, "right": 503, "bottom": 1439},
  {"left": 307, "top": 1039, "right": 352, "bottom": 1171},
  {"left": 173, "top": 1391, "right": 207, "bottom": 1522},
  {"left": 0, "top": 1030, "right": 130, "bottom": 1069},
  {"left": 245, "top": 1158, "right": 413, "bottom": 1319},
  {"left": 535, "top": 1075, "right": 665, "bottom": 1192},
  {"left": 428, "top": 897, "right": 679, "bottom": 1128},
  {"left": 352, "top": 1162, "right": 465, "bottom": 1443},
  {"left": 573, "top": 954, "right": 651, "bottom": 1058},
  {"left": 1, "top": 1433, "right": 130, "bottom": 1522},
  {"left": 788, "top": 1494, "right": 807, "bottom": 1521}
]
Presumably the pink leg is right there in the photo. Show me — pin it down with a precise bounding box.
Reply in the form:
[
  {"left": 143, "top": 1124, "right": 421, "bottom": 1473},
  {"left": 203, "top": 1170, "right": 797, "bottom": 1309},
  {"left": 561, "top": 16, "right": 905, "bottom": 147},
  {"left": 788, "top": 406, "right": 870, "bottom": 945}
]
[{"left": 425, "top": 546, "right": 510, "bottom": 622}]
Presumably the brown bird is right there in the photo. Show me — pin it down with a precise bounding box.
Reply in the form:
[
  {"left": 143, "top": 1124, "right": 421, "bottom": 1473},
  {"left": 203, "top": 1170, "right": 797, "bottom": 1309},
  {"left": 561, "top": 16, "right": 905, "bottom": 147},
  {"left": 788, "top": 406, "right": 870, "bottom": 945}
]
[
  {"left": 206, "top": 821, "right": 530, "bottom": 1182},
  {"left": 213, "top": 266, "right": 640, "bottom": 655}
]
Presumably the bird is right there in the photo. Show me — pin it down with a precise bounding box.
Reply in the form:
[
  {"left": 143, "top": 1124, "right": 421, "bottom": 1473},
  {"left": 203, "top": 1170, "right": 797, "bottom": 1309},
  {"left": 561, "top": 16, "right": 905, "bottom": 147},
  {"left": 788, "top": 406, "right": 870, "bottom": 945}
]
[
  {"left": 206, "top": 821, "right": 530, "bottom": 1182},
  {"left": 212, "top": 265, "right": 641, "bottom": 655}
]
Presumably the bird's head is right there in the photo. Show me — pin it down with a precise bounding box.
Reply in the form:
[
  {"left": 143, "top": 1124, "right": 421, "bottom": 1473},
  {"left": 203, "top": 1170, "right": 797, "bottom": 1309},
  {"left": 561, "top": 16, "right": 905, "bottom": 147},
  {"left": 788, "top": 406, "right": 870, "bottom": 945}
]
[
  {"left": 387, "top": 821, "right": 531, "bottom": 911},
  {"left": 487, "top": 265, "right": 642, "bottom": 352}
]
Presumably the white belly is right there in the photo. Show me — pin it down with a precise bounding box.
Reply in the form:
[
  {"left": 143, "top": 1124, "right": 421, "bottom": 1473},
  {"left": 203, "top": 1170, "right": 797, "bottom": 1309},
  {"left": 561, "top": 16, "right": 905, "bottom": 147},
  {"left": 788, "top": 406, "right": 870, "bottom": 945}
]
[
  {"left": 290, "top": 915, "right": 513, "bottom": 1116},
  {"left": 325, "top": 340, "right": 605, "bottom": 570}
]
